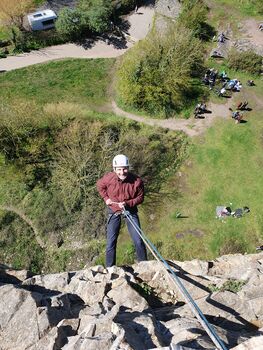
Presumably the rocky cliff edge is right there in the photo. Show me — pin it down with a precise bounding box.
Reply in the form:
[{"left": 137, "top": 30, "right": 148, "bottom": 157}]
[{"left": 1, "top": 253, "right": 263, "bottom": 349}]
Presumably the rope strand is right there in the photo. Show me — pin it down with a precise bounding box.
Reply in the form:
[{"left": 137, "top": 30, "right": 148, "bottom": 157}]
[{"left": 122, "top": 209, "right": 228, "bottom": 350}]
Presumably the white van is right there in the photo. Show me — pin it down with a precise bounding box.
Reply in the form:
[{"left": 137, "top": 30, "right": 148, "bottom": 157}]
[{"left": 27, "top": 10, "right": 57, "bottom": 31}]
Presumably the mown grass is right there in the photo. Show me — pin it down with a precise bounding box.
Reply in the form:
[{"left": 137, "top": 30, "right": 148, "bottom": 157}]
[
  {"left": 208, "top": 0, "right": 262, "bottom": 25},
  {"left": 215, "top": 0, "right": 262, "bottom": 17},
  {"left": 0, "top": 58, "right": 115, "bottom": 107},
  {"left": 150, "top": 101, "right": 263, "bottom": 261}
]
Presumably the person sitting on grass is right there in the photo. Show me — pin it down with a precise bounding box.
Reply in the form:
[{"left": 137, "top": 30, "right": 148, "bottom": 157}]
[
  {"left": 194, "top": 102, "right": 207, "bottom": 116},
  {"left": 247, "top": 80, "right": 255, "bottom": 86},
  {"left": 219, "top": 70, "right": 228, "bottom": 81},
  {"left": 237, "top": 101, "right": 248, "bottom": 110},
  {"left": 233, "top": 80, "right": 242, "bottom": 92},
  {"left": 232, "top": 110, "right": 243, "bottom": 124},
  {"left": 218, "top": 87, "right": 226, "bottom": 97}
]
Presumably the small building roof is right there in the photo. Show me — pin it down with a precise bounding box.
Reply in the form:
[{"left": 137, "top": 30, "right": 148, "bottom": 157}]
[{"left": 28, "top": 9, "right": 57, "bottom": 22}]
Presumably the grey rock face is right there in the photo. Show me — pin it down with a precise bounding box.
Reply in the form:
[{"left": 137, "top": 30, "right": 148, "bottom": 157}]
[{"left": 1, "top": 253, "right": 263, "bottom": 349}]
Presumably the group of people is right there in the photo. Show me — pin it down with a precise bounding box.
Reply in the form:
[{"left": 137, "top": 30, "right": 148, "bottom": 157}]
[
  {"left": 230, "top": 100, "right": 251, "bottom": 124},
  {"left": 202, "top": 68, "right": 218, "bottom": 90},
  {"left": 237, "top": 100, "right": 249, "bottom": 110},
  {"left": 227, "top": 79, "right": 242, "bottom": 92},
  {"left": 194, "top": 102, "right": 207, "bottom": 118},
  {"left": 216, "top": 206, "right": 250, "bottom": 218}
]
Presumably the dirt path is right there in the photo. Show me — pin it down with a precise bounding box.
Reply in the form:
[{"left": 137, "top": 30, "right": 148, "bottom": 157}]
[
  {"left": 112, "top": 99, "right": 232, "bottom": 137},
  {"left": 0, "top": 4, "right": 154, "bottom": 71},
  {"left": 241, "top": 19, "right": 263, "bottom": 55}
]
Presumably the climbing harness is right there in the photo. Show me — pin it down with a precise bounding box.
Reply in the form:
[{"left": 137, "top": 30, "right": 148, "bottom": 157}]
[{"left": 122, "top": 209, "right": 228, "bottom": 350}]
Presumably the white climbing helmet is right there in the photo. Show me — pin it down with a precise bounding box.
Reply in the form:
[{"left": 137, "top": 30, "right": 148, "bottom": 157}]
[{"left": 112, "top": 154, "right": 129, "bottom": 168}]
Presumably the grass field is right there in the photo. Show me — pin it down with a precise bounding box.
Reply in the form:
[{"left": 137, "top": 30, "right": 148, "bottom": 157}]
[
  {"left": 0, "top": 58, "right": 115, "bottom": 107},
  {"left": 115, "top": 62, "right": 263, "bottom": 265},
  {"left": 147, "top": 92, "right": 263, "bottom": 262}
]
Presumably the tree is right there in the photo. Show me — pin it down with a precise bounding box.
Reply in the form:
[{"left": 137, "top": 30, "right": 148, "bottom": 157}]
[
  {"left": 55, "top": 8, "right": 89, "bottom": 41},
  {"left": 79, "top": 0, "right": 114, "bottom": 33},
  {"left": 117, "top": 25, "right": 204, "bottom": 117},
  {"left": 0, "top": 0, "right": 35, "bottom": 29},
  {"left": 177, "top": 0, "right": 215, "bottom": 41}
]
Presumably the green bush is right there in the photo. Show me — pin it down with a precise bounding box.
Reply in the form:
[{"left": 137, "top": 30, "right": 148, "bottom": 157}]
[
  {"left": 227, "top": 49, "right": 262, "bottom": 75},
  {"left": 79, "top": 0, "right": 114, "bottom": 33},
  {"left": 117, "top": 25, "right": 204, "bottom": 117},
  {"left": 0, "top": 215, "right": 45, "bottom": 274},
  {"left": 0, "top": 102, "right": 187, "bottom": 271},
  {"left": 208, "top": 279, "right": 246, "bottom": 293},
  {"left": 0, "top": 50, "right": 7, "bottom": 58},
  {"left": 55, "top": 8, "right": 89, "bottom": 41},
  {"left": 78, "top": 0, "right": 113, "bottom": 33},
  {"left": 10, "top": 27, "right": 65, "bottom": 53},
  {"left": 178, "top": 0, "right": 216, "bottom": 41}
]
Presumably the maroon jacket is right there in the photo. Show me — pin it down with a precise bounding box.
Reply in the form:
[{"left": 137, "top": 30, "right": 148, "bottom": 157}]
[{"left": 97, "top": 172, "right": 144, "bottom": 213}]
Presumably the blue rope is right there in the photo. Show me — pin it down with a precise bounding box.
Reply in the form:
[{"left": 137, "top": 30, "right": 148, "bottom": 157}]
[{"left": 123, "top": 209, "right": 228, "bottom": 350}]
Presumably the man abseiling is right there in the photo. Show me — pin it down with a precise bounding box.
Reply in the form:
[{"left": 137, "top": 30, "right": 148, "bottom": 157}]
[{"left": 97, "top": 154, "right": 147, "bottom": 267}]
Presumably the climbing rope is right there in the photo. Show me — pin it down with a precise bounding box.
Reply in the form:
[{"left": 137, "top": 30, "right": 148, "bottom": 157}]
[{"left": 122, "top": 209, "right": 228, "bottom": 350}]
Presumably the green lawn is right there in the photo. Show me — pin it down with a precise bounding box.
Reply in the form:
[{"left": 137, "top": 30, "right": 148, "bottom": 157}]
[
  {"left": 0, "top": 58, "right": 115, "bottom": 107},
  {"left": 149, "top": 101, "right": 263, "bottom": 262}
]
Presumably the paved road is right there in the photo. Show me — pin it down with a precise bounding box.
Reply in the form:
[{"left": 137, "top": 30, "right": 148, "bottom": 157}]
[{"left": 0, "top": 5, "right": 154, "bottom": 71}]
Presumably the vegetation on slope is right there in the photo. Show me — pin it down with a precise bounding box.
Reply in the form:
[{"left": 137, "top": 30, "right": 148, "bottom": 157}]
[
  {"left": 0, "top": 0, "right": 263, "bottom": 272},
  {"left": 0, "top": 92, "right": 187, "bottom": 272},
  {"left": 116, "top": 0, "right": 214, "bottom": 118}
]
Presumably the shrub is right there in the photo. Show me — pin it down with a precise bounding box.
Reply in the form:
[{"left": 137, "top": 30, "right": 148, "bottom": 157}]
[
  {"left": 117, "top": 25, "right": 204, "bottom": 117},
  {"left": 178, "top": 0, "right": 216, "bottom": 41},
  {"left": 79, "top": 0, "right": 114, "bottom": 33},
  {"left": 55, "top": 8, "right": 89, "bottom": 41},
  {"left": 227, "top": 49, "right": 262, "bottom": 75},
  {"left": 0, "top": 50, "right": 7, "bottom": 58},
  {"left": 208, "top": 279, "right": 246, "bottom": 293}
]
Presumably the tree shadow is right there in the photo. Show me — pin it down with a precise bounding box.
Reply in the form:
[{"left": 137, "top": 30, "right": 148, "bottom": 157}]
[
  {"left": 116, "top": 19, "right": 131, "bottom": 34},
  {"left": 76, "top": 37, "right": 97, "bottom": 50}
]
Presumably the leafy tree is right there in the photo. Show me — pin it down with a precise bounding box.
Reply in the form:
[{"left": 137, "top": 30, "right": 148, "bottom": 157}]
[
  {"left": 0, "top": 99, "right": 187, "bottom": 271},
  {"left": 79, "top": 0, "right": 114, "bottom": 33},
  {"left": 177, "top": 0, "right": 215, "bottom": 41},
  {"left": 55, "top": 8, "right": 89, "bottom": 40},
  {"left": 117, "top": 25, "right": 204, "bottom": 117},
  {"left": 0, "top": 0, "right": 35, "bottom": 30}
]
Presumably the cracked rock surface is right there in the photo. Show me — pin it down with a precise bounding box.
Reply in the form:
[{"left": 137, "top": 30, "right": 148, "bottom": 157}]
[{"left": 1, "top": 253, "right": 263, "bottom": 349}]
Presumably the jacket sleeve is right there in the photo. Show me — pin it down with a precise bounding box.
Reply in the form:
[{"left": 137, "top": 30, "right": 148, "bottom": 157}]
[
  {"left": 125, "top": 178, "right": 144, "bottom": 208},
  {"left": 96, "top": 175, "right": 109, "bottom": 203}
]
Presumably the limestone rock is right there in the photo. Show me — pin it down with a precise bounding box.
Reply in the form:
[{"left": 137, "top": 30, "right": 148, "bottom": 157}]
[{"left": 2, "top": 252, "right": 263, "bottom": 349}]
